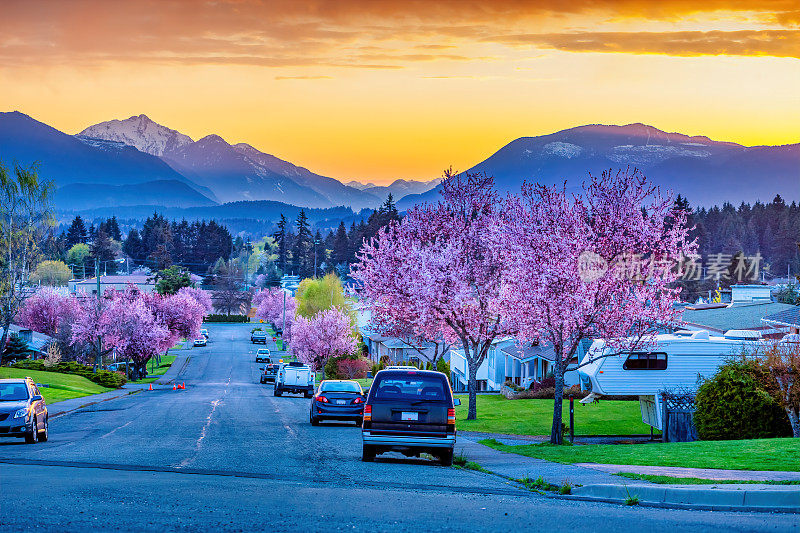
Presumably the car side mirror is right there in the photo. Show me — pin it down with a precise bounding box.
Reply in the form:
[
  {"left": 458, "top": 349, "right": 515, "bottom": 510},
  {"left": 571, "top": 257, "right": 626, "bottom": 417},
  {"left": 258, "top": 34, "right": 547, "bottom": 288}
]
[
  {"left": 453, "top": 398, "right": 461, "bottom": 406},
  {"left": 32, "top": 395, "right": 43, "bottom": 401}
]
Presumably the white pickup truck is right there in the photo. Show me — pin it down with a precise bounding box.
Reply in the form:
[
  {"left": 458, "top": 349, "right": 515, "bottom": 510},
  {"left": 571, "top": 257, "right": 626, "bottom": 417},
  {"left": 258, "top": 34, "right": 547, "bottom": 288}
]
[{"left": 274, "top": 362, "right": 315, "bottom": 398}]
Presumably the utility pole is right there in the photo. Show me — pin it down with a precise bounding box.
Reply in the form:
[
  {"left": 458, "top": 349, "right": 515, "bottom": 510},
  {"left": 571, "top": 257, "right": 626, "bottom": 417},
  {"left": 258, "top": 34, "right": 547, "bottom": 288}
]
[
  {"left": 282, "top": 289, "right": 287, "bottom": 351},
  {"left": 94, "top": 257, "right": 102, "bottom": 373}
]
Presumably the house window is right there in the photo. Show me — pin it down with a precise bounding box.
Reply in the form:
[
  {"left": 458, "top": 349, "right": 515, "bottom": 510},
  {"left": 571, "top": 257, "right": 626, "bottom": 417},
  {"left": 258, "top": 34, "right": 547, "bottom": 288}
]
[{"left": 623, "top": 352, "right": 667, "bottom": 370}]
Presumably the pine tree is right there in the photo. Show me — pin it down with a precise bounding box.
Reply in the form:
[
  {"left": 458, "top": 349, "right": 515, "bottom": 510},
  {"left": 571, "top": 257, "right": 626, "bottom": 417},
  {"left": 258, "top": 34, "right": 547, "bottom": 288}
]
[
  {"left": 273, "top": 214, "right": 288, "bottom": 275},
  {"left": 107, "top": 216, "right": 121, "bottom": 241},
  {"left": 123, "top": 228, "right": 144, "bottom": 261},
  {"left": 91, "top": 229, "right": 118, "bottom": 274},
  {"left": 66, "top": 216, "right": 88, "bottom": 247},
  {"left": 293, "top": 210, "right": 312, "bottom": 277},
  {"left": 1, "top": 334, "right": 30, "bottom": 365}
]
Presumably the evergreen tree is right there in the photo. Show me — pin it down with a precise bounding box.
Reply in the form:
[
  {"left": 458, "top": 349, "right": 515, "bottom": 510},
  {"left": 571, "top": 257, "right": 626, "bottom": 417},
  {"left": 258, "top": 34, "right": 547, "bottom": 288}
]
[
  {"left": 107, "top": 216, "right": 121, "bottom": 241},
  {"left": 66, "top": 216, "right": 88, "bottom": 247},
  {"left": 1, "top": 334, "right": 31, "bottom": 365},
  {"left": 123, "top": 228, "right": 144, "bottom": 262},
  {"left": 293, "top": 210, "right": 313, "bottom": 277},
  {"left": 333, "top": 221, "right": 349, "bottom": 265},
  {"left": 273, "top": 214, "right": 288, "bottom": 274}
]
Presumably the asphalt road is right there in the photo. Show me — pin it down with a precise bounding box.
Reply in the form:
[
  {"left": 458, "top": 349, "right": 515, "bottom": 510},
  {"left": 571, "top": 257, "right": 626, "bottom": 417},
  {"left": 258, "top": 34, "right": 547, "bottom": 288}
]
[{"left": 0, "top": 323, "right": 796, "bottom": 532}]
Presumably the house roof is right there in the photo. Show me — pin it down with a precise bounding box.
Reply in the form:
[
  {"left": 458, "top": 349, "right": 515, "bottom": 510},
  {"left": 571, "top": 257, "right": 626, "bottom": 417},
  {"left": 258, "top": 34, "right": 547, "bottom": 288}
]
[
  {"left": 761, "top": 306, "right": 800, "bottom": 329},
  {"left": 500, "top": 343, "right": 557, "bottom": 362},
  {"left": 2, "top": 324, "right": 54, "bottom": 353},
  {"left": 382, "top": 338, "right": 437, "bottom": 349},
  {"left": 681, "top": 302, "right": 795, "bottom": 333}
]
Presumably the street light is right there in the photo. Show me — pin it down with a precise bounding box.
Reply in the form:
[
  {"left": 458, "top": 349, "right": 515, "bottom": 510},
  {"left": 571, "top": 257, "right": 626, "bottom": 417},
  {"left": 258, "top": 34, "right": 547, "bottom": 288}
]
[{"left": 313, "top": 238, "right": 322, "bottom": 278}]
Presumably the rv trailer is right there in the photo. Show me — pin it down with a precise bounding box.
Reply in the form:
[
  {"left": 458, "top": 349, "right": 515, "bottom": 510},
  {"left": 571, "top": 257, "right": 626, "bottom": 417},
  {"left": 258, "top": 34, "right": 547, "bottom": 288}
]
[{"left": 578, "top": 329, "right": 764, "bottom": 431}]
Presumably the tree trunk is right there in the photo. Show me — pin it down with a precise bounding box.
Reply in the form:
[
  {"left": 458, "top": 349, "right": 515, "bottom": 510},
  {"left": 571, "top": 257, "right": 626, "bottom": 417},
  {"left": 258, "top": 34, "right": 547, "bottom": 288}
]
[
  {"left": 0, "top": 314, "right": 11, "bottom": 359},
  {"left": 464, "top": 339, "right": 478, "bottom": 420},
  {"left": 787, "top": 408, "right": 800, "bottom": 438},
  {"left": 550, "top": 360, "right": 565, "bottom": 445}
]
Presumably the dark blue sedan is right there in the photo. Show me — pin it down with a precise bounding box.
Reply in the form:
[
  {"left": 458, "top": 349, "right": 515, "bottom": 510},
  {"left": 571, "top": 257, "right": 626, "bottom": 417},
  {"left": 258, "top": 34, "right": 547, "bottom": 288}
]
[{"left": 309, "top": 380, "right": 365, "bottom": 426}]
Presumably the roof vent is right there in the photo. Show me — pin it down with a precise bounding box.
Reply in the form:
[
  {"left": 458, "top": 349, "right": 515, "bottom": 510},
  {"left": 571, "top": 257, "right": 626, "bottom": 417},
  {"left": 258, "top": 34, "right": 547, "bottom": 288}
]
[
  {"left": 674, "top": 330, "right": 694, "bottom": 337},
  {"left": 690, "top": 330, "right": 710, "bottom": 340},
  {"left": 723, "top": 329, "right": 762, "bottom": 341}
]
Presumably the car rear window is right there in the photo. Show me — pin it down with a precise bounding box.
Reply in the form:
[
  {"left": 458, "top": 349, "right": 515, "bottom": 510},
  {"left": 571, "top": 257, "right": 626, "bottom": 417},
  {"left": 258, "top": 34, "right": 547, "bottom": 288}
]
[
  {"left": 321, "top": 381, "right": 361, "bottom": 393},
  {"left": 371, "top": 373, "right": 450, "bottom": 403}
]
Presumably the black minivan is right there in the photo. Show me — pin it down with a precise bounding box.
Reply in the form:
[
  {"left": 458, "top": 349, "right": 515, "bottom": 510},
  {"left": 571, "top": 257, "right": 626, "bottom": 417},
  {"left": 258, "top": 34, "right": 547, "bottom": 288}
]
[{"left": 361, "top": 369, "right": 460, "bottom": 465}]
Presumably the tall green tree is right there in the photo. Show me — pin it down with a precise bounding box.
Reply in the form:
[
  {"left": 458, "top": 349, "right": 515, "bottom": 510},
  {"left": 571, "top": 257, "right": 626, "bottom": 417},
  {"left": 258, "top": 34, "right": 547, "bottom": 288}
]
[
  {"left": 0, "top": 162, "right": 54, "bottom": 353},
  {"left": 154, "top": 265, "right": 194, "bottom": 295},
  {"left": 66, "top": 215, "right": 88, "bottom": 247},
  {"left": 293, "top": 210, "right": 312, "bottom": 277}
]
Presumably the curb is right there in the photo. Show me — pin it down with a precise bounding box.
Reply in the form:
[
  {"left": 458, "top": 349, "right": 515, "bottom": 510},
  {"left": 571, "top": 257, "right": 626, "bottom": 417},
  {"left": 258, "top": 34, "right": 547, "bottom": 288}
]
[{"left": 570, "top": 483, "right": 800, "bottom": 514}]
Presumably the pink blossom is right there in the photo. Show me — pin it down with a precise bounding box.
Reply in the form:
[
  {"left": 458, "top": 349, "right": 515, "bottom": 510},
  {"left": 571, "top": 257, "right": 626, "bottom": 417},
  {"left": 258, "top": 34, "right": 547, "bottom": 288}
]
[
  {"left": 17, "top": 287, "right": 80, "bottom": 337},
  {"left": 103, "top": 296, "right": 169, "bottom": 369},
  {"left": 292, "top": 307, "right": 357, "bottom": 371},
  {"left": 177, "top": 287, "right": 213, "bottom": 315}
]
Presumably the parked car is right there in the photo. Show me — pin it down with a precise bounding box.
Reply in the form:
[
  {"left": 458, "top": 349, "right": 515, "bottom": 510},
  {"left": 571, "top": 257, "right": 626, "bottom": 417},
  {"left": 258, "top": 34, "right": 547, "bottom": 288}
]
[
  {"left": 0, "top": 377, "right": 49, "bottom": 444},
  {"left": 255, "top": 348, "right": 271, "bottom": 363},
  {"left": 309, "top": 380, "right": 365, "bottom": 426},
  {"left": 194, "top": 337, "right": 207, "bottom": 347},
  {"left": 361, "top": 369, "right": 459, "bottom": 465},
  {"left": 274, "top": 362, "right": 315, "bottom": 397},
  {"left": 200, "top": 328, "right": 209, "bottom": 339},
  {"left": 251, "top": 331, "right": 267, "bottom": 344},
  {"left": 106, "top": 361, "right": 132, "bottom": 373},
  {"left": 260, "top": 363, "right": 281, "bottom": 384}
]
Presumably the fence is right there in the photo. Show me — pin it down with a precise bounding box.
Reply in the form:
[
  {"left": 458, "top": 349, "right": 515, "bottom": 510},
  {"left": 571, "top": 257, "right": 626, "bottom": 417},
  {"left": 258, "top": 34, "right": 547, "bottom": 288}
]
[{"left": 660, "top": 389, "right": 698, "bottom": 443}]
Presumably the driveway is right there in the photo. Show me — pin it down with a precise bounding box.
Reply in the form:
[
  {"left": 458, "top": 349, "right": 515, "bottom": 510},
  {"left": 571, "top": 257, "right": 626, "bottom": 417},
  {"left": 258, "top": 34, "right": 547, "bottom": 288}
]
[{"left": 0, "top": 323, "right": 795, "bottom": 532}]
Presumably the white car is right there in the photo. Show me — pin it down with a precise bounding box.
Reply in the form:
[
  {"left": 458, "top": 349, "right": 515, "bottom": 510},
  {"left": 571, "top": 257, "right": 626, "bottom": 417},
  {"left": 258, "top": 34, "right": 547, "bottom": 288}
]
[
  {"left": 193, "top": 337, "right": 207, "bottom": 347},
  {"left": 200, "top": 329, "right": 209, "bottom": 339},
  {"left": 255, "top": 348, "right": 271, "bottom": 363}
]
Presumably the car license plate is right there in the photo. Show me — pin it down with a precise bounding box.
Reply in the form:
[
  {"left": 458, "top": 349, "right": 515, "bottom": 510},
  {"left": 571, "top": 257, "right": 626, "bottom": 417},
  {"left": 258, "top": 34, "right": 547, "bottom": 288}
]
[
  {"left": 336, "top": 400, "right": 346, "bottom": 405},
  {"left": 401, "top": 412, "right": 418, "bottom": 421}
]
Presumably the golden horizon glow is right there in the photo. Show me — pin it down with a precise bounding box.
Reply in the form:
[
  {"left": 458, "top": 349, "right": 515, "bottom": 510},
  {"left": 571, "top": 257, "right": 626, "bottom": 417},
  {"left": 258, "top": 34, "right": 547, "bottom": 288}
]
[{"left": 1, "top": 0, "right": 798, "bottom": 184}]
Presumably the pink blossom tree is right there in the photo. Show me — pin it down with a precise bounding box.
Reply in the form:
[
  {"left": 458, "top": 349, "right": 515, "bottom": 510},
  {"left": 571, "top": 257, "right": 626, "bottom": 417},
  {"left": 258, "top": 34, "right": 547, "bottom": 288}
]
[
  {"left": 292, "top": 307, "right": 357, "bottom": 374},
  {"left": 177, "top": 287, "right": 213, "bottom": 316},
  {"left": 353, "top": 170, "right": 514, "bottom": 419},
  {"left": 499, "top": 169, "right": 695, "bottom": 444},
  {"left": 17, "top": 287, "right": 80, "bottom": 337},
  {"left": 338, "top": 357, "right": 371, "bottom": 379},
  {"left": 254, "top": 287, "right": 295, "bottom": 342},
  {"left": 70, "top": 291, "right": 114, "bottom": 368},
  {"left": 149, "top": 291, "right": 205, "bottom": 349},
  {"left": 103, "top": 296, "right": 169, "bottom": 380}
]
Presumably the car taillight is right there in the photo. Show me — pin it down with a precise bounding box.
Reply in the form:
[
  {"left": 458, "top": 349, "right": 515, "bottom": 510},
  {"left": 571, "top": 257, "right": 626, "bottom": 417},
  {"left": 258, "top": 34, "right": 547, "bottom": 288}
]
[
  {"left": 352, "top": 397, "right": 363, "bottom": 404},
  {"left": 316, "top": 396, "right": 329, "bottom": 403},
  {"left": 447, "top": 408, "right": 456, "bottom": 425},
  {"left": 363, "top": 404, "right": 371, "bottom": 421}
]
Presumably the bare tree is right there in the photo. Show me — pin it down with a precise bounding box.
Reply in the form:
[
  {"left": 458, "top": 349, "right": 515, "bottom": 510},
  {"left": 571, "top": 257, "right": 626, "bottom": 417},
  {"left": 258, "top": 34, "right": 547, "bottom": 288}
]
[{"left": 0, "top": 162, "right": 53, "bottom": 352}]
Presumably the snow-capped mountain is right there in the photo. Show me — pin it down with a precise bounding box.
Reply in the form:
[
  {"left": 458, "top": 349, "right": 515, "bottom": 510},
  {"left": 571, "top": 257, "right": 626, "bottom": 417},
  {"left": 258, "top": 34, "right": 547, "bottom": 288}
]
[
  {"left": 361, "top": 178, "right": 442, "bottom": 201},
  {"left": 399, "top": 123, "right": 799, "bottom": 209},
  {"left": 80, "top": 116, "right": 383, "bottom": 209},
  {"left": 79, "top": 114, "right": 193, "bottom": 158}
]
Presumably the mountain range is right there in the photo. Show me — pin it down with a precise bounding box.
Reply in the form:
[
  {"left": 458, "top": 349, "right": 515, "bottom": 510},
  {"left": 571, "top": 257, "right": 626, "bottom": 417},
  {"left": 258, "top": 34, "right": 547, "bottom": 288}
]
[
  {"left": 399, "top": 123, "right": 799, "bottom": 209},
  {"left": 0, "top": 111, "right": 796, "bottom": 223}
]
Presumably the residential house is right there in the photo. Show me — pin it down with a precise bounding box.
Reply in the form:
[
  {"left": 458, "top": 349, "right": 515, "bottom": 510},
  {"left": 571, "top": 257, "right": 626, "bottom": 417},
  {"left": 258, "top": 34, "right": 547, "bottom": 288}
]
[
  {"left": 450, "top": 337, "right": 582, "bottom": 392},
  {"left": 1, "top": 324, "right": 54, "bottom": 359},
  {"left": 761, "top": 306, "right": 800, "bottom": 335},
  {"left": 681, "top": 284, "right": 794, "bottom": 338},
  {"left": 69, "top": 274, "right": 155, "bottom": 295}
]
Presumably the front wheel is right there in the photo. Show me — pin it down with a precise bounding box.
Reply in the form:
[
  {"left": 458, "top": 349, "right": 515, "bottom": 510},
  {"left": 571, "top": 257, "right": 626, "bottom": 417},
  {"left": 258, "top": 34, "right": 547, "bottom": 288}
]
[
  {"left": 25, "top": 416, "right": 38, "bottom": 444},
  {"left": 361, "top": 444, "right": 376, "bottom": 462},
  {"left": 274, "top": 387, "right": 282, "bottom": 397},
  {"left": 310, "top": 414, "right": 319, "bottom": 426}
]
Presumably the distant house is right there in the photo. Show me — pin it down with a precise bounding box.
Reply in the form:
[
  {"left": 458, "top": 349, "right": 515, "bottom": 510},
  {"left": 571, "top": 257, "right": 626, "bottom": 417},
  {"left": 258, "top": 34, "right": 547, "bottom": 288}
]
[
  {"left": 69, "top": 275, "right": 155, "bottom": 295},
  {"left": 761, "top": 306, "right": 800, "bottom": 335},
  {"left": 1, "top": 324, "right": 54, "bottom": 358},
  {"left": 680, "top": 285, "right": 794, "bottom": 338},
  {"left": 280, "top": 275, "right": 301, "bottom": 296},
  {"left": 449, "top": 337, "right": 582, "bottom": 392},
  {"left": 360, "top": 327, "right": 448, "bottom": 366}
]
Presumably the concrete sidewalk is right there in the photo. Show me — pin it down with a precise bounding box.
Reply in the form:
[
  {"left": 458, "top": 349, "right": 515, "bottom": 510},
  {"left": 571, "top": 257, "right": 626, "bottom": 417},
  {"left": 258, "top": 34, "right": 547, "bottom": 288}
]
[
  {"left": 576, "top": 463, "right": 800, "bottom": 482},
  {"left": 456, "top": 435, "right": 800, "bottom": 513}
]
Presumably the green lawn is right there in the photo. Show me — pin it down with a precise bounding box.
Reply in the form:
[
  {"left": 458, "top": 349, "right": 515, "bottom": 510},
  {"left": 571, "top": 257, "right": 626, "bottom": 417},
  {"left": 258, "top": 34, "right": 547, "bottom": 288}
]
[
  {"left": 455, "top": 395, "right": 652, "bottom": 436},
  {"left": 132, "top": 355, "right": 177, "bottom": 384},
  {"left": 615, "top": 473, "right": 800, "bottom": 485},
  {"left": 480, "top": 438, "right": 800, "bottom": 471},
  {"left": 0, "top": 367, "right": 112, "bottom": 404}
]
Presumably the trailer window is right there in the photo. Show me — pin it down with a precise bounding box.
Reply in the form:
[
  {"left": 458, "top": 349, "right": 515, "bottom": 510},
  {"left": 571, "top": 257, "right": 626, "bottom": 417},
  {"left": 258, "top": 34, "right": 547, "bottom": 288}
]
[{"left": 623, "top": 352, "right": 667, "bottom": 370}]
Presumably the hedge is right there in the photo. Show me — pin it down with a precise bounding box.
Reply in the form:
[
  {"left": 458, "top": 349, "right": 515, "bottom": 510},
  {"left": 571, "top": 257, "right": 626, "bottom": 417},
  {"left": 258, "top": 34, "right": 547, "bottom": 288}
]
[
  {"left": 12, "top": 359, "right": 127, "bottom": 389},
  {"left": 204, "top": 314, "right": 250, "bottom": 323}
]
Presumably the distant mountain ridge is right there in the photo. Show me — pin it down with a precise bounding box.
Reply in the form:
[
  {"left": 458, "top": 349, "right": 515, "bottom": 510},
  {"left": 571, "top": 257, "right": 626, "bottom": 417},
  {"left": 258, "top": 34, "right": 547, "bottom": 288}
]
[{"left": 398, "top": 123, "right": 799, "bottom": 209}]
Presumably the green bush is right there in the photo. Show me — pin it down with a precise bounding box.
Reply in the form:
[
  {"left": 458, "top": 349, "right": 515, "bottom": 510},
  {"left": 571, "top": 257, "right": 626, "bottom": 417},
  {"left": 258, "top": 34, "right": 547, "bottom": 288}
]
[
  {"left": 694, "top": 360, "right": 791, "bottom": 440},
  {"left": 205, "top": 314, "right": 249, "bottom": 323},
  {"left": 436, "top": 358, "right": 451, "bottom": 382},
  {"left": 12, "top": 359, "right": 126, "bottom": 388}
]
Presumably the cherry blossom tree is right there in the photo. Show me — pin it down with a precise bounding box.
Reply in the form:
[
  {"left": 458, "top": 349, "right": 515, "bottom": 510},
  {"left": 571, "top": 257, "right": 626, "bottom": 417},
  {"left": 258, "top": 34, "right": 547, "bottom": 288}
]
[
  {"left": 338, "top": 357, "right": 371, "bottom": 379},
  {"left": 103, "top": 296, "right": 169, "bottom": 380},
  {"left": 16, "top": 287, "right": 80, "bottom": 337},
  {"left": 292, "top": 307, "right": 357, "bottom": 374},
  {"left": 499, "top": 169, "right": 695, "bottom": 444},
  {"left": 71, "top": 290, "right": 113, "bottom": 368},
  {"left": 177, "top": 287, "right": 213, "bottom": 316},
  {"left": 354, "top": 170, "right": 514, "bottom": 419},
  {"left": 151, "top": 291, "right": 204, "bottom": 347},
  {"left": 254, "top": 287, "right": 296, "bottom": 343}
]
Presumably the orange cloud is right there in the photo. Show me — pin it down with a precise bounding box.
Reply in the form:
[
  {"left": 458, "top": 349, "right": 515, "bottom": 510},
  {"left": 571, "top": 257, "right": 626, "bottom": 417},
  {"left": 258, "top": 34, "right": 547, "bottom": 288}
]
[{"left": 485, "top": 30, "right": 800, "bottom": 58}]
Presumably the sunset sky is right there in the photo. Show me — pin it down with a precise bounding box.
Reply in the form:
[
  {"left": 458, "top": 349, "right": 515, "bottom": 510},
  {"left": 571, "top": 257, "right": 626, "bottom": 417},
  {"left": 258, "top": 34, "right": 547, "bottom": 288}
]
[{"left": 1, "top": 0, "right": 798, "bottom": 184}]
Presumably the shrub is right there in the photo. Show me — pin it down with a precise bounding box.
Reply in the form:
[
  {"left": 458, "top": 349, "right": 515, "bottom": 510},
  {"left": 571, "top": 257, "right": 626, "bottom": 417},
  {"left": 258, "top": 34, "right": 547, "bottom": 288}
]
[
  {"left": 90, "top": 369, "right": 127, "bottom": 388},
  {"left": 436, "top": 357, "right": 451, "bottom": 382},
  {"left": 204, "top": 314, "right": 249, "bottom": 323},
  {"left": 514, "top": 384, "right": 588, "bottom": 400},
  {"left": 337, "top": 357, "right": 371, "bottom": 379},
  {"left": 11, "top": 359, "right": 126, "bottom": 388},
  {"left": 694, "top": 360, "right": 791, "bottom": 440}
]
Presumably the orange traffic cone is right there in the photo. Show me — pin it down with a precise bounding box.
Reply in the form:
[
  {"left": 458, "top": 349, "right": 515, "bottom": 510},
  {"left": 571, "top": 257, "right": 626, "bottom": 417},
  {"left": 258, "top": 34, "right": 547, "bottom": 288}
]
[
  {"left": 173, "top": 384, "right": 176, "bottom": 390},
  {"left": 182, "top": 382, "right": 185, "bottom": 389},
  {"left": 148, "top": 383, "right": 153, "bottom": 391}
]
